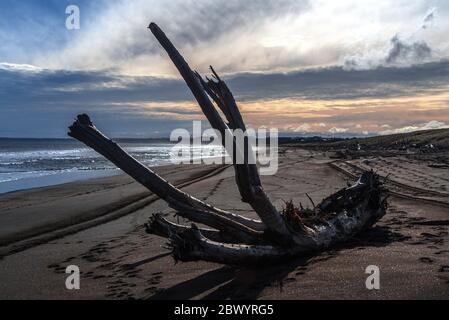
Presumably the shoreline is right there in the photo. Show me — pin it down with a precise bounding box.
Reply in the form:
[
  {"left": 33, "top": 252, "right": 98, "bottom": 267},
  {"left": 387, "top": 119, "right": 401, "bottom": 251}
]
[
  {"left": 0, "top": 168, "right": 121, "bottom": 195},
  {"left": 0, "top": 138, "right": 178, "bottom": 195},
  {"left": 0, "top": 154, "right": 232, "bottom": 195}
]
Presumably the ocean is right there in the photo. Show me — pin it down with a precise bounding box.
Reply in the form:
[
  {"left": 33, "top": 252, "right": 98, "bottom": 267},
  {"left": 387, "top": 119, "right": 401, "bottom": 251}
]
[{"left": 0, "top": 138, "right": 222, "bottom": 194}]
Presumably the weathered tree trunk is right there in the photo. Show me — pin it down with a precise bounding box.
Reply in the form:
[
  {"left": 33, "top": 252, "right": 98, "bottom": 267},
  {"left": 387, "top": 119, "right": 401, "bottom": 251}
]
[
  {"left": 148, "top": 23, "right": 291, "bottom": 240},
  {"left": 68, "top": 23, "right": 388, "bottom": 266}
]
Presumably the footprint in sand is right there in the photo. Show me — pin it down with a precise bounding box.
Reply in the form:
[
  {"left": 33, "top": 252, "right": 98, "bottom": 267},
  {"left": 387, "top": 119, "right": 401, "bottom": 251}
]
[
  {"left": 295, "top": 267, "right": 308, "bottom": 276},
  {"left": 283, "top": 278, "right": 296, "bottom": 284},
  {"left": 419, "top": 257, "right": 434, "bottom": 264},
  {"left": 439, "top": 266, "right": 449, "bottom": 273},
  {"left": 47, "top": 263, "right": 67, "bottom": 274},
  {"left": 62, "top": 257, "right": 76, "bottom": 264},
  {"left": 144, "top": 286, "right": 159, "bottom": 294}
]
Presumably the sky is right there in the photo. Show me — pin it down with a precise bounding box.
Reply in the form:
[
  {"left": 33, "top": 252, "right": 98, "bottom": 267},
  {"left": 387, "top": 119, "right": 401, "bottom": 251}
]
[{"left": 1, "top": 0, "right": 449, "bottom": 138}]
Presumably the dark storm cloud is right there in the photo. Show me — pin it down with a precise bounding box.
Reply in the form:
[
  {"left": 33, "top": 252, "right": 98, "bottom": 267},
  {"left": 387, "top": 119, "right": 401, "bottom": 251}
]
[
  {"left": 228, "top": 60, "right": 449, "bottom": 101},
  {"left": 0, "top": 66, "right": 196, "bottom": 137},
  {"left": 3, "top": 60, "right": 449, "bottom": 106},
  {"left": 385, "top": 35, "right": 432, "bottom": 64},
  {"left": 1, "top": 59, "right": 449, "bottom": 137},
  {"left": 0, "top": 67, "right": 191, "bottom": 107}
]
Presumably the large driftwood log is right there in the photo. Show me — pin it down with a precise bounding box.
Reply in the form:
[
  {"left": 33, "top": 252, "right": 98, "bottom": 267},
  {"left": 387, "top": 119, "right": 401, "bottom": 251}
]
[
  {"left": 68, "top": 23, "right": 388, "bottom": 265},
  {"left": 148, "top": 23, "right": 291, "bottom": 240}
]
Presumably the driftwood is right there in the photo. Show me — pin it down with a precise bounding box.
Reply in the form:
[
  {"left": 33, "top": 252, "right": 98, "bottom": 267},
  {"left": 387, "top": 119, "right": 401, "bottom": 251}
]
[{"left": 68, "top": 23, "right": 388, "bottom": 265}]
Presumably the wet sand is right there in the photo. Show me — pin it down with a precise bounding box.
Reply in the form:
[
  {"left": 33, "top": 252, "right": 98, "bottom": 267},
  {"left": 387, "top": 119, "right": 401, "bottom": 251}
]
[{"left": 0, "top": 148, "right": 448, "bottom": 300}]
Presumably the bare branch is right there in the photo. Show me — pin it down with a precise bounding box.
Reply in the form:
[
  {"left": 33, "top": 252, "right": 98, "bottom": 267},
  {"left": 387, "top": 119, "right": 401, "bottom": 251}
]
[
  {"left": 148, "top": 23, "right": 290, "bottom": 240},
  {"left": 145, "top": 214, "right": 250, "bottom": 244},
  {"left": 169, "top": 225, "right": 294, "bottom": 265},
  {"left": 68, "top": 114, "right": 264, "bottom": 237}
]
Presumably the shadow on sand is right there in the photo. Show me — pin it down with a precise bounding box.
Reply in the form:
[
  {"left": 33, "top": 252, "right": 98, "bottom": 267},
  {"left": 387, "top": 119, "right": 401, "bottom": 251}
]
[{"left": 147, "top": 225, "right": 409, "bottom": 300}]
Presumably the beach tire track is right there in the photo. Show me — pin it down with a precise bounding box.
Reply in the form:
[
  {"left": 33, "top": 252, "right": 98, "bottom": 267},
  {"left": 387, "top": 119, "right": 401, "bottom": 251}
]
[
  {"left": 329, "top": 161, "right": 449, "bottom": 208},
  {"left": 0, "top": 165, "right": 232, "bottom": 258}
]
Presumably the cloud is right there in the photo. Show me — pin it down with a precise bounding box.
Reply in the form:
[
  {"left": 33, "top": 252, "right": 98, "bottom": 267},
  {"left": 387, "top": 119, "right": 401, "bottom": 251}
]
[
  {"left": 0, "top": 63, "right": 43, "bottom": 72},
  {"left": 230, "top": 60, "right": 449, "bottom": 101},
  {"left": 329, "top": 127, "right": 348, "bottom": 134},
  {"left": 0, "top": 64, "right": 198, "bottom": 137},
  {"left": 1, "top": 59, "right": 449, "bottom": 138},
  {"left": 343, "top": 5, "right": 444, "bottom": 70},
  {"left": 2, "top": 1, "right": 449, "bottom": 138},
  {"left": 422, "top": 7, "right": 437, "bottom": 29},
  {"left": 4, "top": 59, "right": 449, "bottom": 106},
  {"left": 385, "top": 35, "right": 432, "bottom": 65},
  {"left": 2, "top": 0, "right": 449, "bottom": 76},
  {"left": 345, "top": 34, "right": 434, "bottom": 69},
  {"left": 379, "top": 120, "right": 449, "bottom": 135},
  {"left": 36, "top": 0, "right": 312, "bottom": 75},
  {"left": 294, "top": 124, "right": 312, "bottom": 132}
]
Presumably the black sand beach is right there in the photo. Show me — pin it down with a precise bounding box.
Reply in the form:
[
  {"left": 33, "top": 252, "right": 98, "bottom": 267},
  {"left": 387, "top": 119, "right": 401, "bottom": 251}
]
[{"left": 0, "top": 147, "right": 448, "bottom": 300}]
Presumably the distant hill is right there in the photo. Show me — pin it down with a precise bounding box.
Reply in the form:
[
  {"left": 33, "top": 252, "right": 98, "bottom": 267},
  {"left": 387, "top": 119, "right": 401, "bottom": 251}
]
[
  {"left": 335, "top": 128, "right": 449, "bottom": 148},
  {"left": 283, "top": 129, "right": 449, "bottom": 151}
]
